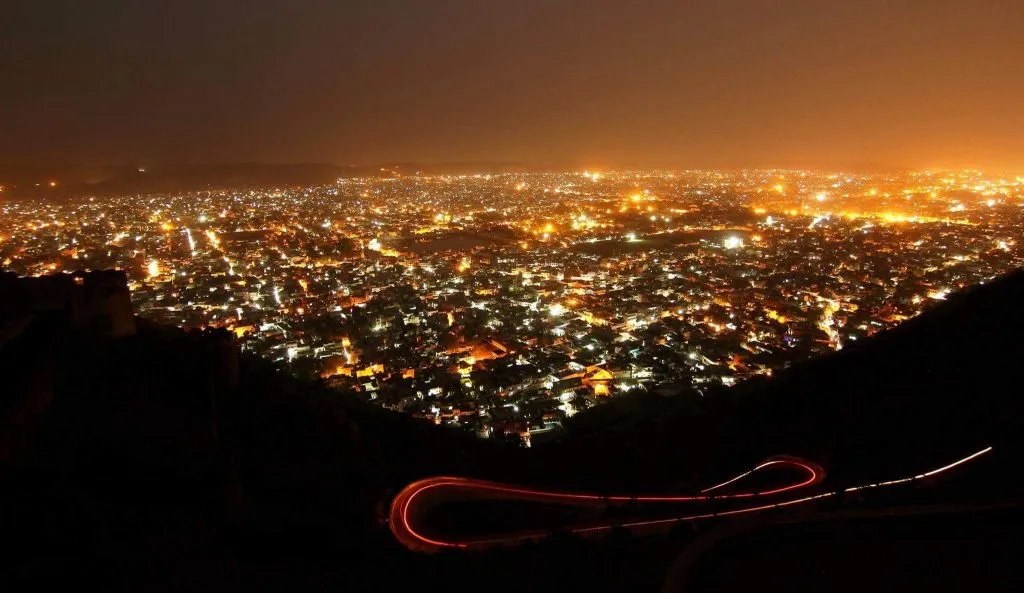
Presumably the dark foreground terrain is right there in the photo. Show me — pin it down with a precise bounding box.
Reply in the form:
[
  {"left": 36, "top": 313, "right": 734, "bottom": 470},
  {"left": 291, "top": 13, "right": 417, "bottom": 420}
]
[{"left": 2, "top": 270, "right": 1024, "bottom": 592}]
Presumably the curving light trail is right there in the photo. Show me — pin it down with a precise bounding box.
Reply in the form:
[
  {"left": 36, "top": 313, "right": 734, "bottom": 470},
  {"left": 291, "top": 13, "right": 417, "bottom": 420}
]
[
  {"left": 389, "top": 447, "right": 992, "bottom": 552},
  {"left": 392, "top": 456, "right": 822, "bottom": 552}
]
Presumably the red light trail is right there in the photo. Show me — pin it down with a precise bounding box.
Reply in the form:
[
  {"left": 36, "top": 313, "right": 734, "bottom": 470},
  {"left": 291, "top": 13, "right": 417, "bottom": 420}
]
[{"left": 389, "top": 447, "right": 992, "bottom": 552}]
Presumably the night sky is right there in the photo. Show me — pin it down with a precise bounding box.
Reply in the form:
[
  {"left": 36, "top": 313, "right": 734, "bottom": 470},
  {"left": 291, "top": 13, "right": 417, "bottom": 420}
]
[{"left": 4, "top": 0, "right": 1022, "bottom": 170}]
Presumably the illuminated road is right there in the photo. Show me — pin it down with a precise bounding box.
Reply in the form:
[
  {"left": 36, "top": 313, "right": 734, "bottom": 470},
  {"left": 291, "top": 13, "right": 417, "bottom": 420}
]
[{"left": 389, "top": 447, "right": 992, "bottom": 552}]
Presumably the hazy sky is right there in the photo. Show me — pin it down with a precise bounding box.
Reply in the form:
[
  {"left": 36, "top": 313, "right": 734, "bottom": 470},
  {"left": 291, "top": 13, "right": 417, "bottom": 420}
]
[{"left": 4, "top": 0, "right": 1023, "bottom": 170}]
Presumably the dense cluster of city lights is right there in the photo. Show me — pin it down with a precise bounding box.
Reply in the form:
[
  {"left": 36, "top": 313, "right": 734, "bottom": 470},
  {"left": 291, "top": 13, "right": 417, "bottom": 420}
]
[{"left": 2, "top": 169, "right": 1021, "bottom": 443}]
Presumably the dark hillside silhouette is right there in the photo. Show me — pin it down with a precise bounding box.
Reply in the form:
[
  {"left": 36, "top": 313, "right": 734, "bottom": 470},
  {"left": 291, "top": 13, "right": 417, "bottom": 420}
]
[
  {"left": 541, "top": 270, "right": 1024, "bottom": 492},
  {"left": 2, "top": 269, "right": 1023, "bottom": 592}
]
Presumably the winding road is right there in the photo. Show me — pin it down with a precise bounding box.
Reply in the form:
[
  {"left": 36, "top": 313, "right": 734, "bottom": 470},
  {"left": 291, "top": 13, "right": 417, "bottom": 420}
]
[{"left": 389, "top": 447, "right": 992, "bottom": 552}]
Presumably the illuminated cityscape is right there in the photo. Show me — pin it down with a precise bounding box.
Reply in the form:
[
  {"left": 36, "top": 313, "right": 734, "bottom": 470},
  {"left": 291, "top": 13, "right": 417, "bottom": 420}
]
[
  {"left": 3, "top": 168, "right": 1021, "bottom": 444},
  {"left": 4, "top": 0, "right": 1024, "bottom": 589}
]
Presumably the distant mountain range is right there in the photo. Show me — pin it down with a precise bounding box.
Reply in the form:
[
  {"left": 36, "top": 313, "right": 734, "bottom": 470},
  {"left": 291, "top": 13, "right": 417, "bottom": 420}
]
[
  {"left": 0, "top": 161, "right": 557, "bottom": 198},
  {"left": 0, "top": 160, "right": 930, "bottom": 199}
]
